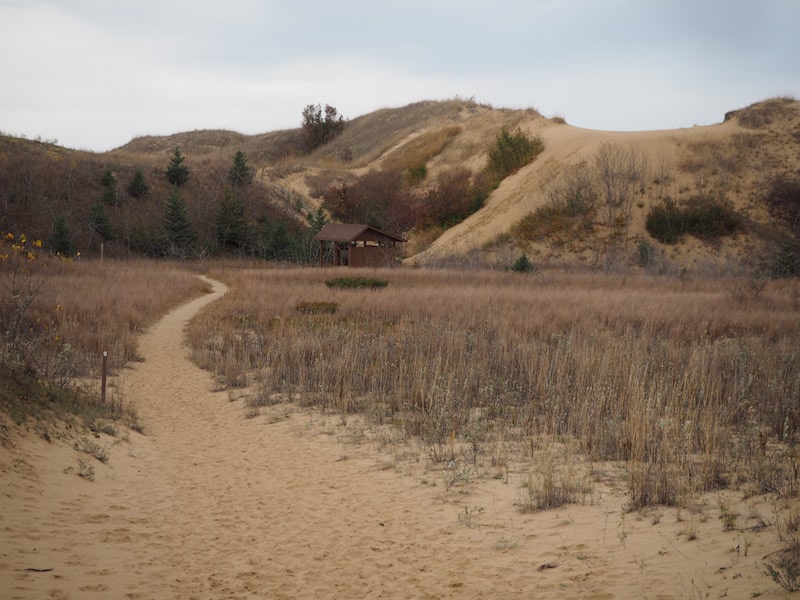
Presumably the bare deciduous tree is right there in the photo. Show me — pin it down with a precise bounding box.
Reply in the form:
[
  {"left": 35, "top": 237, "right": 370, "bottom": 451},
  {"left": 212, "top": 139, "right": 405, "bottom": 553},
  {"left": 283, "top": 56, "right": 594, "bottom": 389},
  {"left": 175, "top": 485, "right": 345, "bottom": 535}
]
[
  {"left": 545, "top": 160, "right": 596, "bottom": 216},
  {"left": 593, "top": 141, "right": 649, "bottom": 229}
]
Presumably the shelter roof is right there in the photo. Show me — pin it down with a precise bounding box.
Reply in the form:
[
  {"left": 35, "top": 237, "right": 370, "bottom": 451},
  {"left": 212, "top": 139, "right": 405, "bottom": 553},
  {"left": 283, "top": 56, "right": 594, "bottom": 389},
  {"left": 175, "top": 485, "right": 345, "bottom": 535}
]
[{"left": 313, "top": 223, "right": 406, "bottom": 243}]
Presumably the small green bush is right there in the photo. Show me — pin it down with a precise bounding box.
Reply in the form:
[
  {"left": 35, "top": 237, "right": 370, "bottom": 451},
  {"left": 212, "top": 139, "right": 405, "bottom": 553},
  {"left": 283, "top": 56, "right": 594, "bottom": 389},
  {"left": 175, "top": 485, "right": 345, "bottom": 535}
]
[
  {"left": 646, "top": 195, "right": 743, "bottom": 244},
  {"left": 646, "top": 199, "right": 684, "bottom": 244},
  {"left": 486, "top": 127, "right": 545, "bottom": 184},
  {"left": 762, "top": 175, "right": 800, "bottom": 277},
  {"left": 406, "top": 163, "right": 427, "bottom": 185},
  {"left": 511, "top": 254, "right": 536, "bottom": 273},
  {"left": 325, "top": 277, "right": 388, "bottom": 289},
  {"left": 681, "top": 195, "right": 743, "bottom": 240},
  {"left": 637, "top": 239, "right": 654, "bottom": 268}
]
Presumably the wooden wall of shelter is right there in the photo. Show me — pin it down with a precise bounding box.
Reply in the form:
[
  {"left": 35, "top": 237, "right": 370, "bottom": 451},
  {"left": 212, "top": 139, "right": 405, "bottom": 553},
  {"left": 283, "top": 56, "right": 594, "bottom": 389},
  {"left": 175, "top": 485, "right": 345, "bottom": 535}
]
[{"left": 313, "top": 224, "right": 406, "bottom": 268}]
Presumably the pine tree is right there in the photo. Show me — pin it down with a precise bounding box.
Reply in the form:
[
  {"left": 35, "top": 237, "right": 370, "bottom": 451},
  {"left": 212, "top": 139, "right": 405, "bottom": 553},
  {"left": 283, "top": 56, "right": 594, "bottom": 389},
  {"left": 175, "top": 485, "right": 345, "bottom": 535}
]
[
  {"left": 101, "top": 168, "right": 115, "bottom": 188},
  {"left": 128, "top": 169, "right": 149, "bottom": 198},
  {"left": 49, "top": 215, "right": 75, "bottom": 256},
  {"left": 88, "top": 201, "right": 116, "bottom": 241},
  {"left": 162, "top": 189, "right": 197, "bottom": 251},
  {"left": 101, "top": 168, "right": 119, "bottom": 205},
  {"left": 307, "top": 207, "right": 329, "bottom": 233},
  {"left": 216, "top": 187, "right": 249, "bottom": 250},
  {"left": 166, "top": 147, "right": 189, "bottom": 186},
  {"left": 228, "top": 150, "right": 253, "bottom": 186}
]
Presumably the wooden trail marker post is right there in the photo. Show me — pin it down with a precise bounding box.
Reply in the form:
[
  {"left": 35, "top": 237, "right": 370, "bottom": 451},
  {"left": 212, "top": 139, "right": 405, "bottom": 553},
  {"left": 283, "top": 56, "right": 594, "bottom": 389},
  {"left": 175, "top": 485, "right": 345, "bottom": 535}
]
[{"left": 100, "top": 351, "right": 108, "bottom": 405}]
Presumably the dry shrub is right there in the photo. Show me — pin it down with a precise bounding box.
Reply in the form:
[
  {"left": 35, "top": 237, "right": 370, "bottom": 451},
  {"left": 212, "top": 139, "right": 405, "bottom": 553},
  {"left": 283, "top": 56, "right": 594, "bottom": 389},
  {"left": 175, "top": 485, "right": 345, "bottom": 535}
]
[
  {"left": 518, "top": 442, "right": 592, "bottom": 511},
  {"left": 767, "top": 506, "right": 800, "bottom": 591}
]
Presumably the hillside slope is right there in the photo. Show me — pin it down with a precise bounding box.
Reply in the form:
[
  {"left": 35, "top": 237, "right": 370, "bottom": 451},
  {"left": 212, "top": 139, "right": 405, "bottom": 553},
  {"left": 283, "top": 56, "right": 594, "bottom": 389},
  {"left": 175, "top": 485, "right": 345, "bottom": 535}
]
[{"left": 2, "top": 97, "right": 798, "bottom": 272}]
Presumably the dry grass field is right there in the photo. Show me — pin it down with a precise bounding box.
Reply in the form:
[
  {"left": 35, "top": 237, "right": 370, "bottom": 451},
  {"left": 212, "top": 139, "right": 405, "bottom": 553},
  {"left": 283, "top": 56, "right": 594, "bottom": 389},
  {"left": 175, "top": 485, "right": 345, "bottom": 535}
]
[
  {"left": 189, "top": 266, "right": 800, "bottom": 510},
  {"left": 2, "top": 256, "right": 799, "bottom": 596}
]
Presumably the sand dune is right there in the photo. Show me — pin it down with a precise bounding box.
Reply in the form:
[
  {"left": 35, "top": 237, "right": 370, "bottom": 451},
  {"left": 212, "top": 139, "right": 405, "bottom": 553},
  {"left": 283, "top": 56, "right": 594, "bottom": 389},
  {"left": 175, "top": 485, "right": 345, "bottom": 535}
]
[{"left": 0, "top": 277, "right": 793, "bottom": 598}]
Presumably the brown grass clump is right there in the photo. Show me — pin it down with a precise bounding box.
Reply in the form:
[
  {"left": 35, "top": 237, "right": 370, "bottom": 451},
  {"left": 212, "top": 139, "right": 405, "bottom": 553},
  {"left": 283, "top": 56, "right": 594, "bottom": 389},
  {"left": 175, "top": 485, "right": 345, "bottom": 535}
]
[{"left": 188, "top": 266, "right": 800, "bottom": 509}]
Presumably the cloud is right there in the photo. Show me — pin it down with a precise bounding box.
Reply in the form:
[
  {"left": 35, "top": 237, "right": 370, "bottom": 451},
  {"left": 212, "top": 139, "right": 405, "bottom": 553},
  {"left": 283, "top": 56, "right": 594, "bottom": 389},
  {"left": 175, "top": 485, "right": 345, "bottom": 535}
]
[{"left": 1, "top": 0, "right": 798, "bottom": 150}]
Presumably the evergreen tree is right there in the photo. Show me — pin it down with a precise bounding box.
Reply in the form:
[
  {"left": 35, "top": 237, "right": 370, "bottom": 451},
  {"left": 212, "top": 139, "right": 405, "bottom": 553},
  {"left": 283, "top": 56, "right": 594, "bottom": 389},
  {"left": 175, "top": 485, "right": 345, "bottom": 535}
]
[
  {"left": 101, "top": 168, "right": 119, "bottom": 205},
  {"left": 128, "top": 169, "right": 149, "bottom": 198},
  {"left": 216, "top": 187, "right": 249, "bottom": 251},
  {"left": 49, "top": 215, "right": 75, "bottom": 256},
  {"left": 256, "top": 219, "right": 300, "bottom": 261},
  {"left": 307, "top": 207, "right": 329, "bottom": 234},
  {"left": 228, "top": 150, "right": 253, "bottom": 186},
  {"left": 166, "top": 147, "right": 189, "bottom": 186},
  {"left": 162, "top": 189, "right": 197, "bottom": 251},
  {"left": 101, "top": 168, "right": 115, "bottom": 188},
  {"left": 88, "top": 201, "right": 116, "bottom": 241}
]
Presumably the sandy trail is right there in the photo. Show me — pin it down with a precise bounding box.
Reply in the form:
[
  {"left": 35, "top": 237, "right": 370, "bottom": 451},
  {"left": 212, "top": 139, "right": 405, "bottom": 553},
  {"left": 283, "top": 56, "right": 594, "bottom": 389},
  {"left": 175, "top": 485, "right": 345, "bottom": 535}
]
[{"left": 0, "top": 276, "right": 791, "bottom": 599}]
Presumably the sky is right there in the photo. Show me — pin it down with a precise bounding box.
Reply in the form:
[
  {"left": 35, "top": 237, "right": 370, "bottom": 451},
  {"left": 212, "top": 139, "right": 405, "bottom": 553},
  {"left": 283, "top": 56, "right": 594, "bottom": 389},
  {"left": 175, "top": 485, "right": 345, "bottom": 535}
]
[{"left": 1, "top": 0, "right": 798, "bottom": 152}]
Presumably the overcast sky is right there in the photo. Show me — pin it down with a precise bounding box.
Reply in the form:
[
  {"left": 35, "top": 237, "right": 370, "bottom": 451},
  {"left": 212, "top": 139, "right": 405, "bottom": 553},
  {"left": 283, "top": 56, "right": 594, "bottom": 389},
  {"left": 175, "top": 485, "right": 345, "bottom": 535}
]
[{"left": 1, "top": 0, "right": 798, "bottom": 152}]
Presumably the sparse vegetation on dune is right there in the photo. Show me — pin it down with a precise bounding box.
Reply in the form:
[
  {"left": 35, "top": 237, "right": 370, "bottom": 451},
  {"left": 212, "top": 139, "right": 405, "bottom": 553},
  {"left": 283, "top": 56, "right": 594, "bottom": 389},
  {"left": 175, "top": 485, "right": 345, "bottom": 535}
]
[{"left": 189, "top": 266, "right": 800, "bottom": 510}]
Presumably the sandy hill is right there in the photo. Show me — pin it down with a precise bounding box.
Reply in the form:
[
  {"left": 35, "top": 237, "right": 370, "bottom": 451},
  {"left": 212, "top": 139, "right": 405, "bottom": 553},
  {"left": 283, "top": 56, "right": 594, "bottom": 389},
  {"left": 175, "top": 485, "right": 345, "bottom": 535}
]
[
  {"left": 3, "top": 97, "right": 799, "bottom": 271},
  {"left": 409, "top": 98, "right": 800, "bottom": 270},
  {"left": 257, "top": 96, "right": 799, "bottom": 272}
]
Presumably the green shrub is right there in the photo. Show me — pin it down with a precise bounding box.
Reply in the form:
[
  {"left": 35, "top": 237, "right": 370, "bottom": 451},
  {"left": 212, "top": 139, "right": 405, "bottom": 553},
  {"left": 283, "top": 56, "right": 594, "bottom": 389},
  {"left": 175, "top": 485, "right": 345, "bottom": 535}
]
[
  {"left": 762, "top": 175, "right": 800, "bottom": 277},
  {"left": 325, "top": 277, "right": 388, "bottom": 289},
  {"left": 646, "top": 195, "right": 743, "bottom": 244},
  {"left": 166, "top": 147, "right": 189, "bottom": 186},
  {"left": 637, "top": 239, "right": 654, "bottom": 268},
  {"left": 511, "top": 254, "right": 536, "bottom": 273},
  {"left": 49, "top": 215, "right": 75, "bottom": 256},
  {"left": 681, "top": 195, "right": 743, "bottom": 240},
  {"left": 406, "top": 163, "right": 427, "bottom": 185},
  {"left": 646, "top": 199, "right": 684, "bottom": 244},
  {"left": 486, "top": 127, "right": 545, "bottom": 184},
  {"left": 770, "top": 237, "right": 800, "bottom": 277}
]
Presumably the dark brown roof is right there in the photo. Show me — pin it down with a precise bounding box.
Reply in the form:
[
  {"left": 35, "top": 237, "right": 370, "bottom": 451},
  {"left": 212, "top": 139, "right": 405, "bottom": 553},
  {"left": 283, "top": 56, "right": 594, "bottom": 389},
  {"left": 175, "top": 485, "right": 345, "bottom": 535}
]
[{"left": 313, "top": 223, "right": 406, "bottom": 243}]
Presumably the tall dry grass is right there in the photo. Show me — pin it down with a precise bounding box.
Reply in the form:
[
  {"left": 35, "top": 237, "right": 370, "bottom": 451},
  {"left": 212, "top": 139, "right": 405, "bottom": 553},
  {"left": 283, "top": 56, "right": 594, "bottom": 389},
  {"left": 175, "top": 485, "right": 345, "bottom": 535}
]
[
  {"left": 1, "top": 239, "right": 206, "bottom": 430},
  {"left": 188, "top": 266, "right": 800, "bottom": 508},
  {"left": 1, "top": 250, "right": 207, "bottom": 380}
]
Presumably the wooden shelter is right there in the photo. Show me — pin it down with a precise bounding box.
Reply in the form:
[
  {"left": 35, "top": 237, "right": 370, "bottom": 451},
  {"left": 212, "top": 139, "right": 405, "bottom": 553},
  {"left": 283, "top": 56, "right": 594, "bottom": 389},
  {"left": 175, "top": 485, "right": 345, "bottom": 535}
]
[{"left": 313, "top": 224, "right": 406, "bottom": 268}]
